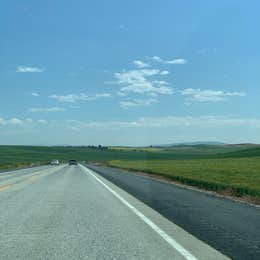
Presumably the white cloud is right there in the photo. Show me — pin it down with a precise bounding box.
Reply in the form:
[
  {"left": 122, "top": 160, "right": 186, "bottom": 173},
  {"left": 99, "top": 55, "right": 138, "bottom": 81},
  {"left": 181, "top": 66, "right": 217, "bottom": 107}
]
[
  {"left": 0, "top": 118, "right": 24, "bottom": 126},
  {"left": 29, "top": 107, "right": 66, "bottom": 112},
  {"left": 37, "top": 119, "right": 47, "bottom": 124},
  {"left": 25, "top": 118, "right": 33, "bottom": 123},
  {"left": 151, "top": 56, "right": 187, "bottom": 65},
  {"left": 180, "top": 88, "right": 246, "bottom": 102},
  {"left": 16, "top": 66, "right": 45, "bottom": 73},
  {"left": 152, "top": 80, "right": 169, "bottom": 86},
  {"left": 60, "top": 115, "right": 260, "bottom": 129},
  {"left": 160, "top": 70, "right": 169, "bottom": 75},
  {"left": 149, "top": 92, "right": 158, "bottom": 97},
  {"left": 167, "top": 59, "right": 187, "bottom": 64},
  {"left": 95, "top": 93, "right": 111, "bottom": 98},
  {"left": 133, "top": 60, "right": 150, "bottom": 68},
  {"left": 0, "top": 117, "right": 18, "bottom": 126},
  {"left": 0, "top": 117, "right": 47, "bottom": 126},
  {"left": 8, "top": 118, "right": 24, "bottom": 125},
  {"left": 114, "top": 69, "right": 173, "bottom": 95},
  {"left": 49, "top": 93, "right": 111, "bottom": 103},
  {"left": 31, "top": 92, "right": 39, "bottom": 97},
  {"left": 134, "top": 115, "right": 260, "bottom": 128},
  {"left": 69, "top": 126, "right": 80, "bottom": 131},
  {"left": 120, "top": 98, "right": 157, "bottom": 108}
]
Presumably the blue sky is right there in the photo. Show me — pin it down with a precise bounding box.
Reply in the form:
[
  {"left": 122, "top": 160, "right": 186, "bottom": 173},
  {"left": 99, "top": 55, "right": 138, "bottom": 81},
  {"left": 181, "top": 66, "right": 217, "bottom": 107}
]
[{"left": 1, "top": 0, "right": 260, "bottom": 145}]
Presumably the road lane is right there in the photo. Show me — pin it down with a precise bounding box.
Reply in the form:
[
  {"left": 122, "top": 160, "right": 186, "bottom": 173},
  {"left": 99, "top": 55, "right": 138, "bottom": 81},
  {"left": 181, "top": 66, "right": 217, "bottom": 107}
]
[
  {"left": 86, "top": 164, "right": 260, "bottom": 260},
  {"left": 0, "top": 165, "right": 228, "bottom": 259},
  {"left": 0, "top": 165, "right": 64, "bottom": 189},
  {"left": 0, "top": 165, "right": 54, "bottom": 183},
  {"left": 83, "top": 166, "right": 197, "bottom": 260}
]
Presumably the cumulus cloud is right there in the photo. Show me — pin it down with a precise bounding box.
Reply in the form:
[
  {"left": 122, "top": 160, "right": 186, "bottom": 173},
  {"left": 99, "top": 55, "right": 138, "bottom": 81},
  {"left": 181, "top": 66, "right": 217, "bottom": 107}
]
[
  {"left": 29, "top": 107, "right": 66, "bottom": 112},
  {"left": 133, "top": 60, "right": 150, "bottom": 68},
  {"left": 49, "top": 93, "right": 111, "bottom": 103},
  {"left": 114, "top": 69, "right": 173, "bottom": 96},
  {"left": 151, "top": 56, "right": 187, "bottom": 64},
  {"left": 120, "top": 98, "right": 157, "bottom": 108},
  {"left": 180, "top": 88, "right": 246, "bottom": 102},
  {"left": 16, "top": 66, "right": 45, "bottom": 73}
]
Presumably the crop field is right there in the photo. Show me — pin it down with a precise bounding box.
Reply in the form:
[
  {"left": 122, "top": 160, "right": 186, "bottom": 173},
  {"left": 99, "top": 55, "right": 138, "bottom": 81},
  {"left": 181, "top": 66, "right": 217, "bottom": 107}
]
[
  {"left": 108, "top": 157, "right": 260, "bottom": 200},
  {"left": 1, "top": 144, "right": 260, "bottom": 200}
]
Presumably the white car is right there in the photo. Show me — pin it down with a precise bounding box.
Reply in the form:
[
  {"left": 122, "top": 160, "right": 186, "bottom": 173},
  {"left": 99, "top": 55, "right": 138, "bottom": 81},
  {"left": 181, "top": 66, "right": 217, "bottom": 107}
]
[{"left": 50, "top": 159, "right": 60, "bottom": 165}]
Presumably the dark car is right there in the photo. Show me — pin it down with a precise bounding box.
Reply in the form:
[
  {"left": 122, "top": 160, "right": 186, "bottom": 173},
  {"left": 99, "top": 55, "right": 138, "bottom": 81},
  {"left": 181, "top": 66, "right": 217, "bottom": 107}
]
[{"left": 68, "top": 159, "right": 78, "bottom": 165}]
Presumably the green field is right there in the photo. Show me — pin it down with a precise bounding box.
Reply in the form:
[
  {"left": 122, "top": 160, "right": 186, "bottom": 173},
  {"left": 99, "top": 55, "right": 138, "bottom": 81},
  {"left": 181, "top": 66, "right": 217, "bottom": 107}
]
[
  {"left": 108, "top": 157, "right": 260, "bottom": 199},
  {"left": 1, "top": 144, "right": 260, "bottom": 201}
]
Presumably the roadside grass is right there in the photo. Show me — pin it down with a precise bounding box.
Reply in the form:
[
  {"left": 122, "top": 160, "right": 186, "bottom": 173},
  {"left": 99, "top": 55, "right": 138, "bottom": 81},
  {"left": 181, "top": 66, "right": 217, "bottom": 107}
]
[{"left": 108, "top": 157, "right": 260, "bottom": 200}]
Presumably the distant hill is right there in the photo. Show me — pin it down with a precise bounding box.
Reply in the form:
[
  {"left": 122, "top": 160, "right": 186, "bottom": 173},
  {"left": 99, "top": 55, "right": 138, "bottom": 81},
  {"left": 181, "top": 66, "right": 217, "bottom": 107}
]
[
  {"left": 223, "top": 143, "right": 260, "bottom": 147},
  {"left": 222, "top": 146, "right": 260, "bottom": 158},
  {"left": 154, "top": 141, "right": 225, "bottom": 147}
]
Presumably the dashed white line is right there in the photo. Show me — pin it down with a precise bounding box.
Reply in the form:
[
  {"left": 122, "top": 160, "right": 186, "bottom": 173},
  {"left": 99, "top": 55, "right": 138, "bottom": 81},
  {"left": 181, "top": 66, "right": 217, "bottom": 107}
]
[{"left": 81, "top": 165, "right": 198, "bottom": 260}]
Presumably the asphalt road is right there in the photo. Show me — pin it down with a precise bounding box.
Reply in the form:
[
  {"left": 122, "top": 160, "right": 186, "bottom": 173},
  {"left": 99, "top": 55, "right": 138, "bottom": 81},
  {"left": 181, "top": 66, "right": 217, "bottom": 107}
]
[
  {"left": 0, "top": 164, "right": 228, "bottom": 260},
  {"left": 87, "top": 164, "right": 260, "bottom": 260}
]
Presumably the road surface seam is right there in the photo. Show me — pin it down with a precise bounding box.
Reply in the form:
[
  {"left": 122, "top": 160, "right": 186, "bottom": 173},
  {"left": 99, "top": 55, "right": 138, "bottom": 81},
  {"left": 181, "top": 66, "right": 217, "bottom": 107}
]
[{"left": 81, "top": 164, "right": 198, "bottom": 260}]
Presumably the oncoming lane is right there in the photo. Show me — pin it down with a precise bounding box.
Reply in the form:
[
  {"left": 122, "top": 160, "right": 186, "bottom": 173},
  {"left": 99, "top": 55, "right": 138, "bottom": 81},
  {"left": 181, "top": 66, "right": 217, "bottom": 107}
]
[{"left": 0, "top": 165, "right": 65, "bottom": 192}]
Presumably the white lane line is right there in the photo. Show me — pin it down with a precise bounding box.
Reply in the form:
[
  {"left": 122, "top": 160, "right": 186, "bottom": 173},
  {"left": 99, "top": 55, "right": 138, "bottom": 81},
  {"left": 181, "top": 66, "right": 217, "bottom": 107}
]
[{"left": 81, "top": 165, "right": 198, "bottom": 260}]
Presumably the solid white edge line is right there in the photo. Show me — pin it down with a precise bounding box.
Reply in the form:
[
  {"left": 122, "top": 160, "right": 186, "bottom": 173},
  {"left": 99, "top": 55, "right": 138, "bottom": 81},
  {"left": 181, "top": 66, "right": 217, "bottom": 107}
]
[{"left": 81, "top": 165, "right": 198, "bottom": 260}]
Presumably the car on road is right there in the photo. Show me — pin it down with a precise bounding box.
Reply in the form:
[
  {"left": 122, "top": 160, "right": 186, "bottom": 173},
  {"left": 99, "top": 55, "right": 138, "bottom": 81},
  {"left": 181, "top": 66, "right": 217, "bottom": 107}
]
[
  {"left": 68, "top": 159, "right": 78, "bottom": 165},
  {"left": 50, "top": 159, "right": 60, "bottom": 165}
]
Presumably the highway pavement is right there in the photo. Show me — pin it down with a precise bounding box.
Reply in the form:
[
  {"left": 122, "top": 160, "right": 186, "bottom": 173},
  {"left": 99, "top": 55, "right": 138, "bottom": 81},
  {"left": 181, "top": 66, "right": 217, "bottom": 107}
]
[
  {"left": 0, "top": 164, "right": 229, "bottom": 260},
  {"left": 87, "top": 164, "right": 260, "bottom": 260}
]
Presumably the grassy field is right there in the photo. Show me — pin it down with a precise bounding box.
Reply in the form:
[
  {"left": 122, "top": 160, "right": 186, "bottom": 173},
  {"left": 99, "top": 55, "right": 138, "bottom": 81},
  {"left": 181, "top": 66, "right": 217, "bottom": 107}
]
[
  {"left": 0, "top": 144, "right": 252, "bottom": 167},
  {"left": 108, "top": 157, "right": 260, "bottom": 199},
  {"left": 1, "top": 144, "right": 260, "bottom": 201}
]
